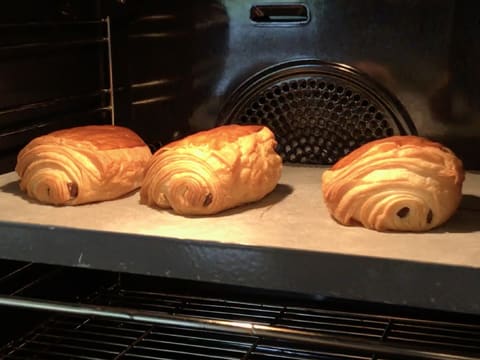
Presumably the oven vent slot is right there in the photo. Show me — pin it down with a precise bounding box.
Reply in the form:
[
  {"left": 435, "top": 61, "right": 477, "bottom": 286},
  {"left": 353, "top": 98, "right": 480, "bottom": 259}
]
[
  {"left": 0, "top": 261, "right": 479, "bottom": 360},
  {"left": 250, "top": 4, "right": 310, "bottom": 25}
]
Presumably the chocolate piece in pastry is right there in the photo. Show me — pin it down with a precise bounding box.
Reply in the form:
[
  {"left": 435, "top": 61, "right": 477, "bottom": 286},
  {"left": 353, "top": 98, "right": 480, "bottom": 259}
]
[
  {"left": 15, "top": 125, "right": 152, "bottom": 205},
  {"left": 140, "top": 124, "right": 282, "bottom": 215},
  {"left": 322, "top": 136, "right": 464, "bottom": 232}
]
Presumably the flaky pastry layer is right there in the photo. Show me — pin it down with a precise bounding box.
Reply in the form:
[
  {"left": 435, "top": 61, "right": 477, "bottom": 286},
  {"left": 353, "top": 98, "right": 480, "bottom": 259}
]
[
  {"left": 16, "top": 125, "right": 152, "bottom": 205},
  {"left": 140, "top": 124, "right": 282, "bottom": 215},
  {"left": 322, "top": 136, "right": 464, "bottom": 232}
]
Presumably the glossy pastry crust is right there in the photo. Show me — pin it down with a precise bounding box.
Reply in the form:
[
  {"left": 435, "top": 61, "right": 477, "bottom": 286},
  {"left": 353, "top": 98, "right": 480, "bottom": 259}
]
[
  {"left": 140, "top": 124, "right": 282, "bottom": 215},
  {"left": 15, "top": 125, "right": 152, "bottom": 205},
  {"left": 322, "top": 136, "right": 465, "bottom": 232}
]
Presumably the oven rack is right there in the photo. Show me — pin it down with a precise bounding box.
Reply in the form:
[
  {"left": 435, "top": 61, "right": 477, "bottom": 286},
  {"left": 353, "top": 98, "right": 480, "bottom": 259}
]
[
  {"left": 0, "top": 2, "right": 193, "bottom": 172},
  {"left": 0, "top": 260, "right": 479, "bottom": 360}
]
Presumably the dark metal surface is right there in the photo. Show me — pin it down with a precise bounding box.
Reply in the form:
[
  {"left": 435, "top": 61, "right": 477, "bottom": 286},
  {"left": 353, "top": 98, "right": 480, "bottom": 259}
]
[
  {"left": 109, "top": 0, "right": 193, "bottom": 147},
  {"left": 0, "top": 220, "right": 479, "bottom": 316},
  {"left": 188, "top": 0, "right": 480, "bottom": 169}
]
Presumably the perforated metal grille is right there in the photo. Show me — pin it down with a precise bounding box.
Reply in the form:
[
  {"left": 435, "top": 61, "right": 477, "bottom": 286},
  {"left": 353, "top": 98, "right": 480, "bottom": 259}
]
[
  {"left": 220, "top": 60, "right": 414, "bottom": 164},
  {"left": 241, "top": 78, "right": 395, "bottom": 163}
]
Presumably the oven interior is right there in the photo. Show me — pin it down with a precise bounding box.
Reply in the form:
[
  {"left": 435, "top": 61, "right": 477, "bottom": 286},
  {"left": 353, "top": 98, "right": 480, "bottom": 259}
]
[{"left": 1, "top": 0, "right": 480, "bottom": 359}]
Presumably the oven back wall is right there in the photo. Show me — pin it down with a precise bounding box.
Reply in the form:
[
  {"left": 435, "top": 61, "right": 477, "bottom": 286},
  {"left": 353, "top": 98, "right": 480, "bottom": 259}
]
[{"left": 1, "top": 0, "right": 479, "bottom": 173}]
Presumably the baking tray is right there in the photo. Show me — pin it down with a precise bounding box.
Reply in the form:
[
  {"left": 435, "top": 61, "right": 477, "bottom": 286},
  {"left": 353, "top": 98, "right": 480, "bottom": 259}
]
[{"left": 0, "top": 165, "right": 480, "bottom": 313}]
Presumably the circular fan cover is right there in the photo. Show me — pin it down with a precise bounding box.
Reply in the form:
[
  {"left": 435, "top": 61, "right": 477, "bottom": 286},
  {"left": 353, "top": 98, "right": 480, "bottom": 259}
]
[{"left": 219, "top": 60, "right": 415, "bottom": 164}]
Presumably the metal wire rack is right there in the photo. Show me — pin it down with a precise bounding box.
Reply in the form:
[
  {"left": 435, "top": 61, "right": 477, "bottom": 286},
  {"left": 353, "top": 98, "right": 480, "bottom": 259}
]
[
  {"left": 0, "top": 260, "right": 479, "bottom": 360},
  {"left": 0, "top": 16, "right": 112, "bottom": 127}
]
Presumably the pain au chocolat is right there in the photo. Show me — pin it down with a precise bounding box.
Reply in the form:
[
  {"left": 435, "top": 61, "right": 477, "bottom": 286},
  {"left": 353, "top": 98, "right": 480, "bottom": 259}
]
[
  {"left": 140, "top": 124, "right": 282, "bottom": 215},
  {"left": 15, "top": 125, "right": 152, "bottom": 205},
  {"left": 322, "top": 135, "right": 464, "bottom": 232}
]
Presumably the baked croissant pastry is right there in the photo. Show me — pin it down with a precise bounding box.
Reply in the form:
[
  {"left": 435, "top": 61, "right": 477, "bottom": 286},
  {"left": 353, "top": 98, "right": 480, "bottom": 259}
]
[
  {"left": 322, "top": 136, "right": 464, "bottom": 232},
  {"left": 140, "top": 124, "right": 282, "bottom": 215},
  {"left": 15, "top": 125, "right": 152, "bottom": 205}
]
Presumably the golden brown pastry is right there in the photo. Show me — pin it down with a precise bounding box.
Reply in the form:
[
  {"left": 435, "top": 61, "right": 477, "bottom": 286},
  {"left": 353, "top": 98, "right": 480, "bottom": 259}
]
[
  {"left": 322, "top": 136, "right": 464, "bottom": 232},
  {"left": 15, "top": 125, "right": 152, "bottom": 205},
  {"left": 140, "top": 124, "right": 282, "bottom": 215}
]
